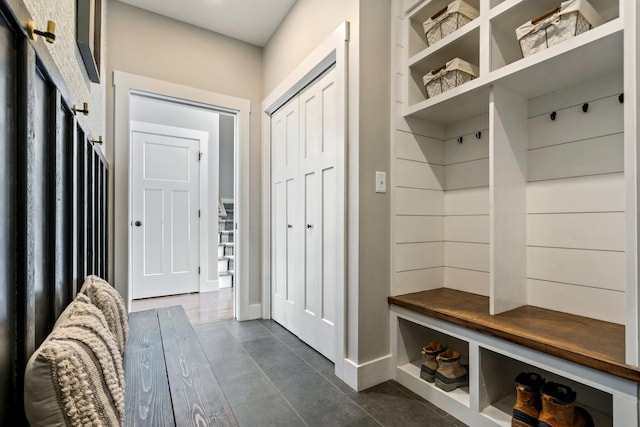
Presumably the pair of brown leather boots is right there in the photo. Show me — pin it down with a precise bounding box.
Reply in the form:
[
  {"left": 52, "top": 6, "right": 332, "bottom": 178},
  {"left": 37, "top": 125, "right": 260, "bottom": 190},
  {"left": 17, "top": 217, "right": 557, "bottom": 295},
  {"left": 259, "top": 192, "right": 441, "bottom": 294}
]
[
  {"left": 419, "top": 341, "right": 469, "bottom": 392},
  {"left": 512, "top": 372, "right": 594, "bottom": 427}
]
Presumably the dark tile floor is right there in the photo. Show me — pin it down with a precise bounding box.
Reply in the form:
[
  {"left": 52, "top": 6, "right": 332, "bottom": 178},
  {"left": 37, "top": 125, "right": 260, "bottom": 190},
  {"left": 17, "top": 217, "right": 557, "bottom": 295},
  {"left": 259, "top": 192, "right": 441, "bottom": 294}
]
[{"left": 194, "top": 318, "right": 468, "bottom": 427}]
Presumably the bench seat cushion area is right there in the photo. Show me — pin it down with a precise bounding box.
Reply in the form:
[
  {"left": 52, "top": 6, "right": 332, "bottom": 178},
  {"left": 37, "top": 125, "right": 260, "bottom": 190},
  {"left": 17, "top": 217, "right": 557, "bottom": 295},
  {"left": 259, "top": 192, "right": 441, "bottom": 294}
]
[{"left": 24, "top": 298, "right": 126, "bottom": 426}]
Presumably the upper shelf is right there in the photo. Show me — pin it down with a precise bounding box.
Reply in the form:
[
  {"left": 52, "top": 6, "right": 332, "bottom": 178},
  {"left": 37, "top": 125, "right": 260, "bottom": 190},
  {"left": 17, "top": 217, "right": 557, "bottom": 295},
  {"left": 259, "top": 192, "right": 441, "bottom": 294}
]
[{"left": 405, "top": 17, "right": 622, "bottom": 123}]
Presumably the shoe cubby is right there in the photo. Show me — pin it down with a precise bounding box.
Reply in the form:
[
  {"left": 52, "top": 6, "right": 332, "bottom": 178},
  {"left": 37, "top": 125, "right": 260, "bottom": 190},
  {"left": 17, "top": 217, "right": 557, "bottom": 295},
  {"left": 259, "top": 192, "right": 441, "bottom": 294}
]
[
  {"left": 390, "top": 307, "right": 635, "bottom": 427},
  {"left": 395, "top": 316, "right": 470, "bottom": 407},
  {"left": 479, "top": 348, "right": 613, "bottom": 427}
]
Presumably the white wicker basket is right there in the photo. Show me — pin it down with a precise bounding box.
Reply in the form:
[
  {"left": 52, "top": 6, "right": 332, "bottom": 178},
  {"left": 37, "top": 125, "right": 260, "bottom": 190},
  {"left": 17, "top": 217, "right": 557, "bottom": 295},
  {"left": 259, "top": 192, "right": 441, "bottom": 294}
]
[
  {"left": 516, "top": 0, "right": 604, "bottom": 58},
  {"left": 423, "top": 58, "right": 478, "bottom": 99},
  {"left": 423, "top": 0, "right": 479, "bottom": 46}
]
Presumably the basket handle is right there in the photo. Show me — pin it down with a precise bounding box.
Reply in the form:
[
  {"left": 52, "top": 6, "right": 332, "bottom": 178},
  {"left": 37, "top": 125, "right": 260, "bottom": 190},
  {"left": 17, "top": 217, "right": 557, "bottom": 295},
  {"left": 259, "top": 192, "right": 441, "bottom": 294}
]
[
  {"left": 431, "top": 6, "right": 448, "bottom": 20},
  {"left": 531, "top": 7, "right": 560, "bottom": 24},
  {"left": 431, "top": 63, "right": 447, "bottom": 75}
]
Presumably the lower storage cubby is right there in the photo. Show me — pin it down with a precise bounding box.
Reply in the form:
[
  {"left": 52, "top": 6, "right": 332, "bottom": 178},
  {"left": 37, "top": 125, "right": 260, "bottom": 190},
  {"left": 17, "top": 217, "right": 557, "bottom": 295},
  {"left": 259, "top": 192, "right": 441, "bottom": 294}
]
[
  {"left": 395, "top": 317, "right": 471, "bottom": 410},
  {"left": 479, "top": 348, "right": 613, "bottom": 427},
  {"left": 390, "top": 301, "right": 637, "bottom": 427}
]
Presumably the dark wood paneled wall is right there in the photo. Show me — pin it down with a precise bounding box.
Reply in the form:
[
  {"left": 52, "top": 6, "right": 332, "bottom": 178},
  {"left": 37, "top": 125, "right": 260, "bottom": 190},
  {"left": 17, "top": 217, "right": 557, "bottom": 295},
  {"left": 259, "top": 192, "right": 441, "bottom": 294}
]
[
  {"left": 0, "top": 1, "right": 109, "bottom": 424},
  {"left": 0, "top": 7, "right": 17, "bottom": 424}
]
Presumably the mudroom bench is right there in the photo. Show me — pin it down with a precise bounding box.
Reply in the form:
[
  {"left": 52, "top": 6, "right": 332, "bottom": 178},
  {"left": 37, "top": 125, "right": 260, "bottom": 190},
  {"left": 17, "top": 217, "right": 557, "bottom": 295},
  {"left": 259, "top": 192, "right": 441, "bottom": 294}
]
[
  {"left": 388, "top": 289, "right": 640, "bottom": 427},
  {"left": 124, "top": 305, "right": 237, "bottom": 427}
]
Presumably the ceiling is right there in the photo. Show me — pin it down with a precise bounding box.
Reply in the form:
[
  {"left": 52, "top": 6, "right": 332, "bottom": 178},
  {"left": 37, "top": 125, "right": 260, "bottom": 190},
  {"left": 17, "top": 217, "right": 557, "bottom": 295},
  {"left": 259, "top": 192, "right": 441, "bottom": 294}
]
[{"left": 117, "top": 0, "right": 298, "bottom": 47}]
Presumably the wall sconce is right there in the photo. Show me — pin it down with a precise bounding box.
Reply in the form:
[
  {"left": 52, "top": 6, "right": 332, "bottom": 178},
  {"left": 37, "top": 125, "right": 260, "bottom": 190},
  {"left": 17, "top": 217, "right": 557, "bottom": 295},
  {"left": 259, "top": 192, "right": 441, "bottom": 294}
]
[
  {"left": 73, "top": 102, "right": 89, "bottom": 116},
  {"left": 91, "top": 136, "right": 103, "bottom": 145},
  {"left": 26, "top": 19, "right": 56, "bottom": 44}
]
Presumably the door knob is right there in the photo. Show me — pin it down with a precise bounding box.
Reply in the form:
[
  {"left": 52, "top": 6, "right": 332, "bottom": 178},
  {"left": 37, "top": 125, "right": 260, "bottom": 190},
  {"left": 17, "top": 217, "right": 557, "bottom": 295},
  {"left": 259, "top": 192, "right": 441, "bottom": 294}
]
[
  {"left": 134, "top": 221, "right": 142, "bottom": 227},
  {"left": 307, "top": 224, "right": 313, "bottom": 229},
  {"left": 287, "top": 224, "right": 293, "bottom": 229}
]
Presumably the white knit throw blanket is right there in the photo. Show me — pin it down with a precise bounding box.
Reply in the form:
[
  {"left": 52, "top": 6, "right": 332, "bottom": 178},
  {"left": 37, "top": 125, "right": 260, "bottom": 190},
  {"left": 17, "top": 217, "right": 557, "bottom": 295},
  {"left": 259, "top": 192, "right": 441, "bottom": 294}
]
[{"left": 44, "top": 307, "right": 125, "bottom": 426}]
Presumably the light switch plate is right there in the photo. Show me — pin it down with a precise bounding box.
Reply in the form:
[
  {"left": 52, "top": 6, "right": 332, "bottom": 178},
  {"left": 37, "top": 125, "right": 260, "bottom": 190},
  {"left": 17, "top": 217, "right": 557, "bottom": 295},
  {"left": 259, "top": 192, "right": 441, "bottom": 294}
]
[{"left": 375, "top": 171, "right": 386, "bottom": 193}]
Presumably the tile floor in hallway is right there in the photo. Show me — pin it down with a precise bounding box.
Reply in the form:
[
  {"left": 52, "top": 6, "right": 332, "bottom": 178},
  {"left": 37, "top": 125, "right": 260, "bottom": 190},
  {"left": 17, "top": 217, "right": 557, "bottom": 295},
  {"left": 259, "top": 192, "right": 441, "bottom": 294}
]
[{"left": 194, "top": 318, "right": 468, "bottom": 427}]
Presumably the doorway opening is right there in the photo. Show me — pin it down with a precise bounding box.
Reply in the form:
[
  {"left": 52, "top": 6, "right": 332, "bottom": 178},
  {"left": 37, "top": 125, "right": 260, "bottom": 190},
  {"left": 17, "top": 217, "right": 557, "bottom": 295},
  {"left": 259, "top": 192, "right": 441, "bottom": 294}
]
[
  {"left": 128, "top": 92, "right": 236, "bottom": 318},
  {"left": 113, "top": 70, "right": 251, "bottom": 322}
]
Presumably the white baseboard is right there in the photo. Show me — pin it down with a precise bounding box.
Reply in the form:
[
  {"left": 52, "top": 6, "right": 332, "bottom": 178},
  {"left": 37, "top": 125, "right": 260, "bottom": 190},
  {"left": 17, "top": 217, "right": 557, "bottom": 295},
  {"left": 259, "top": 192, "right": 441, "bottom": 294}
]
[
  {"left": 342, "top": 354, "right": 393, "bottom": 392},
  {"left": 200, "top": 280, "right": 219, "bottom": 293},
  {"left": 247, "top": 303, "right": 262, "bottom": 320}
]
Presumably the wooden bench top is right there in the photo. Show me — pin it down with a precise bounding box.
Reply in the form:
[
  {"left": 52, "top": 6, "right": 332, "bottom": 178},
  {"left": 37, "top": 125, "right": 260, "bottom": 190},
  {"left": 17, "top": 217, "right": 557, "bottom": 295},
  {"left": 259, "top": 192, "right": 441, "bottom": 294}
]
[
  {"left": 388, "top": 288, "right": 640, "bottom": 384},
  {"left": 124, "top": 306, "right": 237, "bottom": 427}
]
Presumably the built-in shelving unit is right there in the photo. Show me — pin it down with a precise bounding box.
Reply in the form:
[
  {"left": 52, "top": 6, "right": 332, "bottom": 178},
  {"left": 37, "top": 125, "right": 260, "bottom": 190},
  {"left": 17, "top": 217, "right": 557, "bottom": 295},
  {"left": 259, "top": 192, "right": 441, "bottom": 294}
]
[{"left": 391, "top": 0, "right": 638, "bottom": 424}]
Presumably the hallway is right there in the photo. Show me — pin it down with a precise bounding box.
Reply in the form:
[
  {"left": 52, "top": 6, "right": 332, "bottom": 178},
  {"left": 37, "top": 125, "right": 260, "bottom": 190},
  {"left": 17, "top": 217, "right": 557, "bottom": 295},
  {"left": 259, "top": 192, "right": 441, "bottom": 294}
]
[{"left": 193, "top": 317, "right": 467, "bottom": 426}]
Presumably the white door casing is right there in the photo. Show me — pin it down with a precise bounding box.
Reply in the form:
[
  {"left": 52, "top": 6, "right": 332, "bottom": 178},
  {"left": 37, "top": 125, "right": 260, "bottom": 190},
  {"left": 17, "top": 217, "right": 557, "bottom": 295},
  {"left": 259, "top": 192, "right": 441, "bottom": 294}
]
[{"left": 131, "top": 121, "right": 208, "bottom": 299}]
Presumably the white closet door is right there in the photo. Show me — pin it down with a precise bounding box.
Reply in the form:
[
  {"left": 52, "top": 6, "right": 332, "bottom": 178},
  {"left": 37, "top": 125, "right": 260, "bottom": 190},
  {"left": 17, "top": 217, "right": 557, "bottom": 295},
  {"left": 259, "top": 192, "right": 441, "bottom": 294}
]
[
  {"left": 271, "top": 67, "right": 338, "bottom": 363},
  {"left": 298, "top": 68, "right": 338, "bottom": 362},
  {"left": 271, "top": 97, "right": 303, "bottom": 337}
]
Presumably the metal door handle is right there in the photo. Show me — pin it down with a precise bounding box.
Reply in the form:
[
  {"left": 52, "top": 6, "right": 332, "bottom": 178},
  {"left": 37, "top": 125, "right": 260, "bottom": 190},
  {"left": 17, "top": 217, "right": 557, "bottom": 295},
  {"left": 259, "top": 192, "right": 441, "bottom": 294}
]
[
  {"left": 135, "top": 221, "right": 142, "bottom": 227},
  {"left": 307, "top": 224, "right": 313, "bottom": 229},
  {"left": 287, "top": 224, "right": 293, "bottom": 229}
]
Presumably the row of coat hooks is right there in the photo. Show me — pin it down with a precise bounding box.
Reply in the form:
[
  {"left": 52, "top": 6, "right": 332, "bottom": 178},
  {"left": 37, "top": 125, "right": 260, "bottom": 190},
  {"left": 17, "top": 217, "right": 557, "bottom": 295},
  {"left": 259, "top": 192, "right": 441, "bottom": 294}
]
[
  {"left": 550, "top": 93, "right": 624, "bottom": 121},
  {"left": 457, "top": 131, "right": 482, "bottom": 144},
  {"left": 25, "top": 19, "right": 95, "bottom": 136}
]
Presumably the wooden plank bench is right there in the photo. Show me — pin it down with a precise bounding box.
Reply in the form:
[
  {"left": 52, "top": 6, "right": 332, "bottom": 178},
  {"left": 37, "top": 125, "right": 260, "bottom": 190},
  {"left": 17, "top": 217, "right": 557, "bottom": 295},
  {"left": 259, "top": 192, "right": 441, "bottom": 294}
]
[
  {"left": 124, "top": 305, "right": 238, "bottom": 427},
  {"left": 389, "top": 288, "right": 640, "bottom": 383}
]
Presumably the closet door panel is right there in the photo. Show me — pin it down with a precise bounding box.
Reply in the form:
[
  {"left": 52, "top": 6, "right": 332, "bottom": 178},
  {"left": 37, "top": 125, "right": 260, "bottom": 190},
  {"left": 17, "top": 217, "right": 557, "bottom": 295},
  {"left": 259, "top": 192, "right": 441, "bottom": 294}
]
[
  {"left": 304, "top": 171, "right": 320, "bottom": 348},
  {"left": 271, "top": 97, "right": 302, "bottom": 337},
  {"left": 319, "top": 166, "right": 337, "bottom": 361},
  {"left": 299, "top": 78, "right": 320, "bottom": 348},
  {"left": 271, "top": 108, "right": 286, "bottom": 324}
]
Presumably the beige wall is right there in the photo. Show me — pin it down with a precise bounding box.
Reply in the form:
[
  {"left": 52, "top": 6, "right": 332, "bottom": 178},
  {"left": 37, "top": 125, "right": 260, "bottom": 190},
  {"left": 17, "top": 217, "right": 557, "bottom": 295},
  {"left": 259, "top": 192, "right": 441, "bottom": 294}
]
[
  {"left": 357, "top": 0, "right": 392, "bottom": 363},
  {"left": 263, "top": 0, "right": 359, "bottom": 96},
  {"left": 23, "top": 0, "right": 107, "bottom": 136},
  {"left": 106, "top": 0, "right": 263, "bottom": 304},
  {"left": 263, "top": 0, "right": 392, "bottom": 365}
]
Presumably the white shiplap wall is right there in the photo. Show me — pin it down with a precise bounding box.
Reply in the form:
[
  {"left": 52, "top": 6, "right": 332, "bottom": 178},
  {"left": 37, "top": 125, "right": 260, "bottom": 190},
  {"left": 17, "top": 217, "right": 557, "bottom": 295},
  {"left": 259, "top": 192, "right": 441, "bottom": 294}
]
[
  {"left": 391, "top": 0, "right": 490, "bottom": 297},
  {"left": 526, "top": 76, "right": 625, "bottom": 324},
  {"left": 443, "top": 115, "right": 490, "bottom": 296},
  {"left": 392, "top": 0, "right": 445, "bottom": 295}
]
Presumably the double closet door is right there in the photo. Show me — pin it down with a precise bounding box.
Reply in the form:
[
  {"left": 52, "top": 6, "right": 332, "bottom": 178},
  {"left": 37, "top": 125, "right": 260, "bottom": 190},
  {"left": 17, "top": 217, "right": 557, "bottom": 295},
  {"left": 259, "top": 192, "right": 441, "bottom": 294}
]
[{"left": 271, "top": 67, "right": 339, "bottom": 362}]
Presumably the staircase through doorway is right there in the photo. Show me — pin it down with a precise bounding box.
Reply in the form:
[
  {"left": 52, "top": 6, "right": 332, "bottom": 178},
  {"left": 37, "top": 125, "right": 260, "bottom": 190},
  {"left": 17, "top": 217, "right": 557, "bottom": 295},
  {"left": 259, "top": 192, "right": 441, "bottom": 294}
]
[{"left": 218, "top": 200, "right": 234, "bottom": 288}]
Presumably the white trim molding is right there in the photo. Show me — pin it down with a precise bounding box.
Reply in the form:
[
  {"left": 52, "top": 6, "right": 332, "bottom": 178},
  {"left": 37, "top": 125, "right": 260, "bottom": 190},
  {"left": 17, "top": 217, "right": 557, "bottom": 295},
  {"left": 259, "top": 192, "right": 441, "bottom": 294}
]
[
  {"left": 261, "top": 21, "right": 350, "bottom": 382},
  {"left": 343, "top": 355, "right": 393, "bottom": 392},
  {"left": 112, "top": 71, "right": 251, "bottom": 320}
]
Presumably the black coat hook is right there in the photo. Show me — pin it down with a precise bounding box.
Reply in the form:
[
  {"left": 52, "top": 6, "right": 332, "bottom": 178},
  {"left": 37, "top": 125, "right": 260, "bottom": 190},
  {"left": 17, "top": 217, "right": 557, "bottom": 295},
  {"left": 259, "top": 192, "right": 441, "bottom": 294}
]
[
  {"left": 457, "top": 136, "right": 463, "bottom": 144},
  {"left": 619, "top": 93, "right": 624, "bottom": 103},
  {"left": 582, "top": 103, "right": 589, "bottom": 113},
  {"left": 475, "top": 131, "right": 482, "bottom": 139},
  {"left": 550, "top": 111, "right": 557, "bottom": 121}
]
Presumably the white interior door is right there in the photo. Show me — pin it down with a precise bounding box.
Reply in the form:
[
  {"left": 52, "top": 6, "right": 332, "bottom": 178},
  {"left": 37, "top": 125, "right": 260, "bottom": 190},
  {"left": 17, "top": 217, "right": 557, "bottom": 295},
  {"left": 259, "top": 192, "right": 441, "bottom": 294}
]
[
  {"left": 131, "top": 124, "right": 202, "bottom": 299},
  {"left": 271, "top": 67, "right": 338, "bottom": 362}
]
